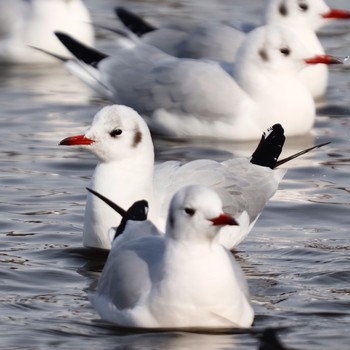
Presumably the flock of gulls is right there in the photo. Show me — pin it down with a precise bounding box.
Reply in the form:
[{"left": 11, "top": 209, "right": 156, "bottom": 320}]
[{"left": 3, "top": 0, "right": 350, "bottom": 333}]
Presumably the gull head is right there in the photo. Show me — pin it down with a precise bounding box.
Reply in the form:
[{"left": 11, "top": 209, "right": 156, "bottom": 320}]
[
  {"left": 59, "top": 105, "right": 153, "bottom": 163},
  {"left": 265, "top": 0, "right": 344, "bottom": 31},
  {"left": 166, "top": 185, "right": 238, "bottom": 242}
]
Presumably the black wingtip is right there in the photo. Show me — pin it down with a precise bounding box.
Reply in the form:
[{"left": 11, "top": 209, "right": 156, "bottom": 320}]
[
  {"left": 86, "top": 187, "right": 149, "bottom": 239},
  {"left": 115, "top": 7, "right": 157, "bottom": 36},
  {"left": 126, "top": 200, "right": 149, "bottom": 221},
  {"left": 55, "top": 32, "right": 108, "bottom": 67},
  {"left": 115, "top": 199, "right": 149, "bottom": 238},
  {"left": 29, "top": 45, "right": 69, "bottom": 62},
  {"left": 275, "top": 141, "right": 331, "bottom": 168},
  {"left": 86, "top": 187, "right": 128, "bottom": 218},
  {"left": 250, "top": 124, "right": 286, "bottom": 169}
]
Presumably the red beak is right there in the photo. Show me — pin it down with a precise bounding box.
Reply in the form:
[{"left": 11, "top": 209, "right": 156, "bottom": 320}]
[
  {"left": 59, "top": 134, "right": 94, "bottom": 146},
  {"left": 305, "top": 55, "right": 343, "bottom": 65},
  {"left": 322, "top": 9, "right": 350, "bottom": 19},
  {"left": 210, "top": 213, "right": 238, "bottom": 226}
]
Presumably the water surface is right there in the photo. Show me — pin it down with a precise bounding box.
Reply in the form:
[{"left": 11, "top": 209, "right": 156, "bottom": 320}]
[{"left": 0, "top": 1, "right": 350, "bottom": 349}]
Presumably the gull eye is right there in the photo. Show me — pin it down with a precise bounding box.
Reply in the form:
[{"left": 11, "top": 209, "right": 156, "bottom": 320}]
[
  {"left": 298, "top": 3, "right": 308, "bottom": 11},
  {"left": 280, "top": 47, "right": 290, "bottom": 56},
  {"left": 110, "top": 129, "right": 123, "bottom": 138},
  {"left": 184, "top": 207, "right": 195, "bottom": 216}
]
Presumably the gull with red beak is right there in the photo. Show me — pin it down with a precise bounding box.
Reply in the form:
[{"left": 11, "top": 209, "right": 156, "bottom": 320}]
[
  {"left": 114, "top": 0, "right": 350, "bottom": 100},
  {"left": 265, "top": 0, "right": 350, "bottom": 100},
  {"left": 59, "top": 104, "right": 329, "bottom": 250},
  {"left": 54, "top": 24, "right": 342, "bottom": 139},
  {"left": 89, "top": 184, "right": 254, "bottom": 329}
]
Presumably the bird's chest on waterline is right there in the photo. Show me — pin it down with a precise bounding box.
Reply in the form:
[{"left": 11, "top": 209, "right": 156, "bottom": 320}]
[{"left": 154, "top": 245, "right": 236, "bottom": 305}]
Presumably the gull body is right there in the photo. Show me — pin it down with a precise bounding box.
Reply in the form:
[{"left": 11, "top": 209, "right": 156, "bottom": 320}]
[
  {"left": 115, "top": 0, "right": 350, "bottom": 100},
  {"left": 56, "top": 25, "right": 340, "bottom": 139},
  {"left": 90, "top": 185, "right": 254, "bottom": 329},
  {"left": 0, "top": 0, "right": 94, "bottom": 63},
  {"left": 60, "top": 105, "right": 288, "bottom": 250}
]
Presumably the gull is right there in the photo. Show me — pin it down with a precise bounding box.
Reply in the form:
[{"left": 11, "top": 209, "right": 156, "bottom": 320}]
[
  {"left": 115, "top": 0, "right": 350, "bottom": 100},
  {"left": 59, "top": 104, "right": 329, "bottom": 250},
  {"left": 54, "top": 25, "right": 342, "bottom": 139},
  {"left": 89, "top": 185, "right": 254, "bottom": 329},
  {"left": 0, "top": 0, "right": 94, "bottom": 63}
]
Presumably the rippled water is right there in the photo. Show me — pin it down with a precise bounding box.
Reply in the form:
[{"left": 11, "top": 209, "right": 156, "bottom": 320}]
[{"left": 0, "top": 0, "right": 350, "bottom": 349}]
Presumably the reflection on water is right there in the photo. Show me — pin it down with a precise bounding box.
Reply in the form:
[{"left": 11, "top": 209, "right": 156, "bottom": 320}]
[{"left": 0, "top": 0, "right": 350, "bottom": 349}]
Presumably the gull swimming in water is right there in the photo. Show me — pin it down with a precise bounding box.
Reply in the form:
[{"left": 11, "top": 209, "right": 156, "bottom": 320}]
[
  {"left": 89, "top": 185, "right": 254, "bottom": 329},
  {"left": 54, "top": 25, "right": 342, "bottom": 139},
  {"left": 0, "top": 0, "right": 94, "bottom": 63},
  {"left": 59, "top": 104, "right": 329, "bottom": 250},
  {"left": 115, "top": 0, "right": 350, "bottom": 100}
]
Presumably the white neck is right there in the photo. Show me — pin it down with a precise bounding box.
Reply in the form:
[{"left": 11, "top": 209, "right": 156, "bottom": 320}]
[
  {"left": 234, "top": 65, "right": 315, "bottom": 135},
  {"left": 83, "top": 154, "right": 155, "bottom": 249}
]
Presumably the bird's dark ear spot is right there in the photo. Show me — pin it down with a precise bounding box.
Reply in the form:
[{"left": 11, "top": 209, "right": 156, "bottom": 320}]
[
  {"left": 279, "top": 2, "right": 288, "bottom": 16},
  {"left": 259, "top": 49, "right": 269, "bottom": 62},
  {"left": 169, "top": 212, "right": 175, "bottom": 229},
  {"left": 132, "top": 129, "right": 142, "bottom": 148}
]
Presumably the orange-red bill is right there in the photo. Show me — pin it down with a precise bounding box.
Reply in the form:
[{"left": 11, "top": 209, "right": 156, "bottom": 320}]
[
  {"left": 210, "top": 214, "right": 238, "bottom": 227},
  {"left": 305, "top": 55, "right": 343, "bottom": 65},
  {"left": 322, "top": 9, "right": 350, "bottom": 19},
  {"left": 59, "top": 134, "right": 94, "bottom": 146}
]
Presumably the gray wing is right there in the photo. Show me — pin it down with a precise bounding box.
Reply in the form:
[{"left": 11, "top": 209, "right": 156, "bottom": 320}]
[
  {"left": 176, "top": 22, "right": 245, "bottom": 61},
  {"left": 97, "top": 235, "right": 165, "bottom": 310},
  {"left": 142, "top": 27, "right": 189, "bottom": 56},
  {"left": 98, "top": 44, "right": 247, "bottom": 120},
  {"left": 154, "top": 158, "right": 284, "bottom": 224}
]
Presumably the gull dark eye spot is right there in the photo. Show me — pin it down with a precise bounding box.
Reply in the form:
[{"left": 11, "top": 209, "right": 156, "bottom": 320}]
[
  {"left": 184, "top": 207, "right": 195, "bottom": 216},
  {"left": 298, "top": 3, "right": 308, "bottom": 11},
  {"left": 259, "top": 48, "right": 269, "bottom": 62},
  {"left": 280, "top": 47, "right": 290, "bottom": 56},
  {"left": 110, "top": 129, "right": 123, "bottom": 138},
  {"left": 279, "top": 3, "right": 288, "bottom": 16},
  {"left": 132, "top": 129, "right": 142, "bottom": 148}
]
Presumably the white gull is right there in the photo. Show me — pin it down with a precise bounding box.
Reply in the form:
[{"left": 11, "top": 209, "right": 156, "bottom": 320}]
[
  {"left": 55, "top": 25, "right": 342, "bottom": 139},
  {"left": 89, "top": 184, "right": 254, "bottom": 329},
  {"left": 115, "top": 0, "right": 350, "bottom": 100},
  {"left": 0, "top": 0, "right": 94, "bottom": 63},
  {"left": 59, "top": 105, "right": 328, "bottom": 250}
]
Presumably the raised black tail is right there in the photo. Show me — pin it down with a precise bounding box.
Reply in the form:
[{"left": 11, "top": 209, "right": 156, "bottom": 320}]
[
  {"left": 55, "top": 32, "right": 108, "bottom": 67},
  {"left": 250, "top": 124, "right": 285, "bottom": 169},
  {"left": 250, "top": 124, "right": 330, "bottom": 169},
  {"left": 115, "top": 7, "right": 157, "bottom": 36}
]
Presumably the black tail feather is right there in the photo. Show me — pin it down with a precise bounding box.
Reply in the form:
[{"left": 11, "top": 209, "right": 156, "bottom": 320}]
[
  {"left": 86, "top": 188, "right": 148, "bottom": 239},
  {"left": 55, "top": 32, "right": 108, "bottom": 67},
  {"left": 275, "top": 142, "right": 330, "bottom": 168},
  {"left": 250, "top": 124, "right": 285, "bottom": 169},
  {"left": 115, "top": 7, "right": 157, "bottom": 36}
]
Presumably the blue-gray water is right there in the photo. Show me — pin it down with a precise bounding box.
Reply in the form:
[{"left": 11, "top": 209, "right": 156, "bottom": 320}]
[{"left": 0, "top": 0, "right": 350, "bottom": 349}]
